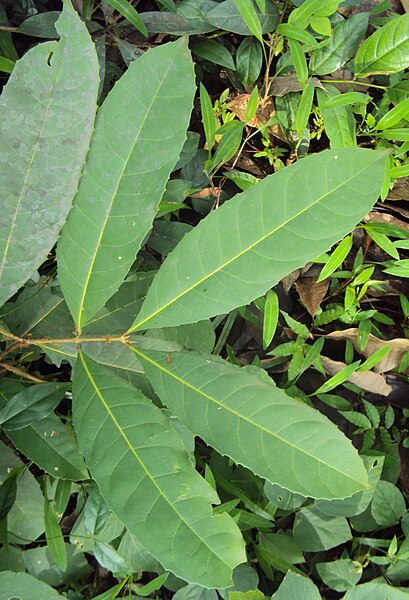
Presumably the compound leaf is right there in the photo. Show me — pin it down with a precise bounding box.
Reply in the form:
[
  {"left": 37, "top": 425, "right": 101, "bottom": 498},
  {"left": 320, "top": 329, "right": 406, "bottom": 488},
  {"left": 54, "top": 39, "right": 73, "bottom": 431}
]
[
  {"left": 73, "top": 353, "right": 245, "bottom": 587},
  {"left": 130, "top": 148, "right": 387, "bottom": 331},
  {"left": 58, "top": 38, "right": 195, "bottom": 331},
  {"left": 0, "top": 0, "right": 99, "bottom": 307},
  {"left": 136, "top": 349, "right": 369, "bottom": 500}
]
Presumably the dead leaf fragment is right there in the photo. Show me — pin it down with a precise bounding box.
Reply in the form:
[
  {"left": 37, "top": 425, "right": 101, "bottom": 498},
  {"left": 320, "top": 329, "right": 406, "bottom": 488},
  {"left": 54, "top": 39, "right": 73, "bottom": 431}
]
[
  {"left": 326, "top": 328, "right": 409, "bottom": 373},
  {"left": 401, "top": 0, "right": 409, "bottom": 12},
  {"left": 321, "top": 356, "right": 392, "bottom": 396},
  {"left": 228, "top": 94, "right": 286, "bottom": 141},
  {"left": 387, "top": 176, "right": 409, "bottom": 201},
  {"left": 268, "top": 75, "right": 324, "bottom": 97},
  {"left": 296, "top": 277, "right": 329, "bottom": 317}
]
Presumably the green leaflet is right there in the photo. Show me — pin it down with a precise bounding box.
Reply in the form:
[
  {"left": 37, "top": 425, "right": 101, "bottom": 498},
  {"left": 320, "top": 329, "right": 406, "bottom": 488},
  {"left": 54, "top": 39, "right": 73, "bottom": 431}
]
[
  {"left": 207, "top": 0, "right": 279, "bottom": 36},
  {"left": 58, "top": 38, "right": 195, "bottom": 331},
  {"left": 271, "top": 571, "right": 322, "bottom": 600},
  {"left": 354, "top": 13, "right": 409, "bottom": 77},
  {"left": 130, "top": 148, "right": 387, "bottom": 332},
  {"left": 317, "top": 86, "right": 356, "bottom": 148},
  {"left": 309, "top": 12, "right": 368, "bottom": 76},
  {"left": 0, "top": 0, "right": 99, "bottom": 307},
  {"left": 0, "top": 571, "right": 63, "bottom": 599},
  {"left": 6, "top": 412, "right": 88, "bottom": 481},
  {"left": 73, "top": 353, "right": 245, "bottom": 588},
  {"left": 135, "top": 349, "right": 369, "bottom": 500}
]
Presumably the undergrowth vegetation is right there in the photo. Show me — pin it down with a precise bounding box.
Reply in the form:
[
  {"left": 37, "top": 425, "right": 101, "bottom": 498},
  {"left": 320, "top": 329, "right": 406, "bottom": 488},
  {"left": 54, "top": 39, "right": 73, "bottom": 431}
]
[{"left": 0, "top": 0, "right": 409, "bottom": 598}]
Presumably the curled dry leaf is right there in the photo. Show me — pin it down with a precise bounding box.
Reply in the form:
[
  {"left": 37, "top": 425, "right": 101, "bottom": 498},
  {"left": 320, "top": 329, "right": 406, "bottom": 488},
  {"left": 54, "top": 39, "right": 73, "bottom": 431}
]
[
  {"left": 321, "top": 356, "right": 392, "bottom": 396},
  {"left": 325, "top": 328, "right": 409, "bottom": 373},
  {"left": 228, "top": 93, "right": 286, "bottom": 141},
  {"left": 295, "top": 276, "right": 330, "bottom": 317}
]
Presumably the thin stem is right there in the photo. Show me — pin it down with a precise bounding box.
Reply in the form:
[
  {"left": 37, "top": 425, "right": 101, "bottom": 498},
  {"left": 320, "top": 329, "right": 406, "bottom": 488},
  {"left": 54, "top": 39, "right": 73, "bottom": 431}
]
[
  {"left": 0, "top": 363, "right": 46, "bottom": 383},
  {"left": 321, "top": 79, "right": 387, "bottom": 91},
  {"left": 0, "top": 327, "right": 130, "bottom": 347},
  {"left": 0, "top": 25, "right": 17, "bottom": 32}
]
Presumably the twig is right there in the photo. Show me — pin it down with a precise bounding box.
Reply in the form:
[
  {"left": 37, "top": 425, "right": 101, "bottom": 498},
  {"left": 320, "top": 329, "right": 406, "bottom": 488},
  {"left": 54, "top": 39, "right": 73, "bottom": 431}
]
[{"left": 0, "top": 363, "right": 46, "bottom": 383}]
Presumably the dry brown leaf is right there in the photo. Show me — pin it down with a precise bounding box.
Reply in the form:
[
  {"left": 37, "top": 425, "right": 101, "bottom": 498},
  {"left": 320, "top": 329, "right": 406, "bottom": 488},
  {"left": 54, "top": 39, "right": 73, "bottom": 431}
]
[
  {"left": 325, "top": 328, "right": 409, "bottom": 373},
  {"left": 387, "top": 177, "right": 409, "bottom": 200},
  {"left": 234, "top": 152, "right": 266, "bottom": 177},
  {"left": 295, "top": 277, "right": 329, "bottom": 317},
  {"left": 321, "top": 356, "right": 392, "bottom": 396},
  {"left": 268, "top": 75, "right": 324, "bottom": 97},
  {"left": 282, "top": 270, "right": 301, "bottom": 294},
  {"left": 228, "top": 94, "right": 286, "bottom": 141},
  {"left": 401, "top": 0, "right": 409, "bottom": 12},
  {"left": 189, "top": 187, "right": 220, "bottom": 198}
]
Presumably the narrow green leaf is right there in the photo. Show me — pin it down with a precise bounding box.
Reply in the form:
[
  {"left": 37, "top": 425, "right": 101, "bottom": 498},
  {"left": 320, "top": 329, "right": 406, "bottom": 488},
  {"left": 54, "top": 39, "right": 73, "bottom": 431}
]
[
  {"left": 354, "top": 13, "right": 409, "bottom": 77},
  {"left": 0, "top": 0, "right": 99, "bottom": 307},
  {"left": 136, "top": 572, "right": 169, "bottom": 597},
  {"left": 376, "top": 98, "right": 409, "bottom": 131},
  {"left": 0, "top": 383, "right": 69, "bottom": 430},
  {"left": 281, "top": 311, "right": 310, "bottom": 339},
  {"left": 105, "top": 0, "right": 148, "bottom": 37},
  {"left": 58, "top": 39, "right": 195, "bottom": 331},
  {"left": 136, "top": 348, "right": 369, "bottom": 500},
  {"left": 129, "top": 149, "right": 387, "bottom": 332},
  {"left": 309, "top": 13, "right": 368, "bottom": 75},
  {"left": 289, "top": 39, "right": 308, "bottom": 88},
  {"left": 276, "top": 23, "right": 318, "bottom": 46},
  {"left": 357, "top": 318, "right": 371, "bottom": 352},
  {"left": 0, "top": 469, "right": 18, "bottom": 520},
  {"left": 44, "top": 491, "right": 67, "bottom": 571},
  {"left": 314, "top": 361, "right": 361, "bottom": 395},
  {"left": 246, "top": 86, "right": 259, "bottom": 121},
  {"left": 200, "top": 83, "right": 217, "bottom": 151},
  {"left": 378, "top": 128, "right": 409, "bottom": 142},
  {"left": 233, "top": 0, "right": 263, "bottom": 43},
  {"left": 317, "top": 235, "right": 353, "bottom": 282},
  {"left": 209, "top": 121, "right": 245, "bottom": 172},
  {"left": 367, "top": 230, "right": 399, "bottom": 259},
  {"left": 6, "top": 412, "right": 89, "bottom": 481},
  {"left": 358, "top": 345, "right": 391, "bottom": 372},
  {"left": 320, "top": 92, "right": 371, "bottom": 109},
  {"left": 73, "top": 353, "right": 245, "bottom": 587},
  {"left": 391, "top": 163, "right": 409, "bottom": 178},
  {"left": 296, "top": 81, "right": 315, "bottom": 137},
  {"left": 0, "top": 55, "right": 14, "bottom": 73},
  {"left": 263, "top": 290, "right": 279, "bottom": 349}
]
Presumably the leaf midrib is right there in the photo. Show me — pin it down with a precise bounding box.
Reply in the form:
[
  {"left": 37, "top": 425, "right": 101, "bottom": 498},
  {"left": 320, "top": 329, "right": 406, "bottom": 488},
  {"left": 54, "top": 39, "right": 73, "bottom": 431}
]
[
  {"left": 76, "top": 48, "right": 181, "bottom": 331},
  {"left": 78, "top": 351, "right": 232, "bottom": 567},
  {"left": 134, "top": 348, "right": 368, "bottom": 491},
  {"left": 131, "top": 152, "right": 383, "bottom": 331}
]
